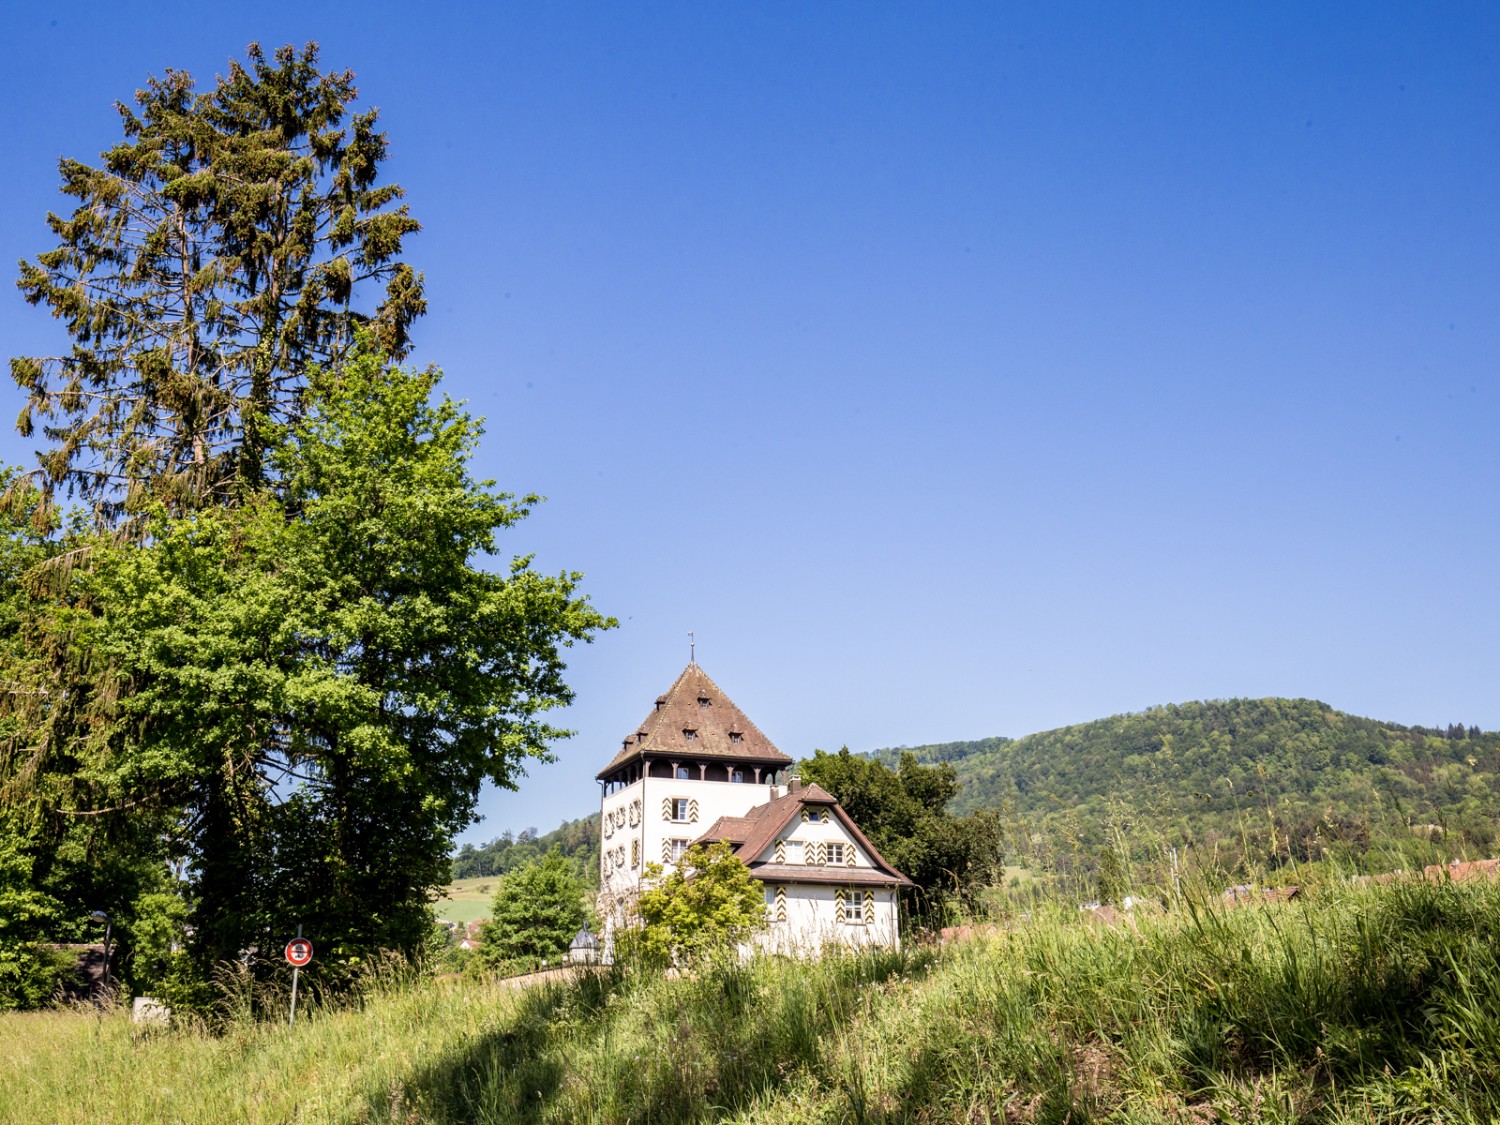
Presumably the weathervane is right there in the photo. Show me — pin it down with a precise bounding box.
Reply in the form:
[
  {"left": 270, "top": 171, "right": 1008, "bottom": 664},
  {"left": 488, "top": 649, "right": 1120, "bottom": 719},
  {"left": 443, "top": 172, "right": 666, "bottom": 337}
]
[{"left": 688, "top": 631, "right": 695, "bottom": 664}]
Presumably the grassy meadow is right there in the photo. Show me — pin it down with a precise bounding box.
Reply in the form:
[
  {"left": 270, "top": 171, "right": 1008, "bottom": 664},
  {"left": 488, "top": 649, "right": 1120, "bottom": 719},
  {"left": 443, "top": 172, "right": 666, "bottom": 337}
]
[
  {"left": 432, "top": 876, "right": 497, "bottom": 927},
  {"left": 6, "top": 876, "right": 1500, "bottom": 1124}
]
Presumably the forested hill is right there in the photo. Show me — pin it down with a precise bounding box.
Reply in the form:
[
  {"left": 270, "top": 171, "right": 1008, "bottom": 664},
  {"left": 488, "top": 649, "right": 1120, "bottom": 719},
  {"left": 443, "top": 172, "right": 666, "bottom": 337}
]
[
  {"left": 871, "top": 699, "right": 1500, "bottom": 858},
  {"left": 452, "top": 814, "right": 600, "bottom": 884}
]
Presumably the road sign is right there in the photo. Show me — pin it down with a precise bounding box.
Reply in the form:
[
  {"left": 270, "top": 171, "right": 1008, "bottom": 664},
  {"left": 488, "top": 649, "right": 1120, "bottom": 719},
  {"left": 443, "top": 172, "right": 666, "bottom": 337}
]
[{"left": 285, "top": 938, "right": 313, "bottom": 967}]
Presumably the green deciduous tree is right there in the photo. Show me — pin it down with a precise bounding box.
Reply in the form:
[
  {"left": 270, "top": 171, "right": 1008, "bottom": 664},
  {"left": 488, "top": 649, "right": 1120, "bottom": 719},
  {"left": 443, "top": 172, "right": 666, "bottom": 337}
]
[
  {"left": 1, "top": 347, "right": 611, "bottom": 977},
  {"left": 0, "top": 815, "right": 72, "bottom": 1009},
  {"left": 11, "top": 42, "right": 424, "bottom": 523},
  {"left": 799, "top": 748, "right": 1004, "bottom": 918},
  {"left": 481, "top": 849, "right": 588, "bottom": 967},
  {"left": 633, "top": 841, "right": 765, "bottom": 965}
]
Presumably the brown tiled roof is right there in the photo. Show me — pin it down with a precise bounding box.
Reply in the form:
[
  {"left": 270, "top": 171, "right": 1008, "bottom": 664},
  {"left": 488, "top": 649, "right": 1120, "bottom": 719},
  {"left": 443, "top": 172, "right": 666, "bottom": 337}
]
[
  {"left": 698, "top": 815, "right": 758, "bottom": 843},
  {"left": 743, "top": 865, "right": 908, "bottom": 888},
  {"left": 597, "top": 663, "right": 793, "bottom": 778},
  {"left": 694, "top": 782, "right": 912, "bottom": 887}
]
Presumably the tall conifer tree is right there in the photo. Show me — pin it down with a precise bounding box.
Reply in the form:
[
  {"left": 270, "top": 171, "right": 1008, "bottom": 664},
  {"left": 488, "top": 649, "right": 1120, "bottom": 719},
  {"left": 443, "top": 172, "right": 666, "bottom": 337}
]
[{"left": 11, "top": 42, "right": 425, "bottom": 525}]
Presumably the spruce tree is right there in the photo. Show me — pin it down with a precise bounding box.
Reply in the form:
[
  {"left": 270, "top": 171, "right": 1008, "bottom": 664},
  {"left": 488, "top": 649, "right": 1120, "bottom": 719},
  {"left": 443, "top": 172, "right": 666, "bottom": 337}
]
[{"left": 11, "top": 42, "right": 425, "bottom": 525}]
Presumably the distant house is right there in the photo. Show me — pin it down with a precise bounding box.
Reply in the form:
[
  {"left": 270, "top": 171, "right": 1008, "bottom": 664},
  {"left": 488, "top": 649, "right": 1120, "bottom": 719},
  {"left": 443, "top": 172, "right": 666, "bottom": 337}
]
[
  {"left": 1424, "top": 859, "right": 1500, "bottom": 884},
  {"left": 595, "top": 662, "right": 910, "bottom": 955}
]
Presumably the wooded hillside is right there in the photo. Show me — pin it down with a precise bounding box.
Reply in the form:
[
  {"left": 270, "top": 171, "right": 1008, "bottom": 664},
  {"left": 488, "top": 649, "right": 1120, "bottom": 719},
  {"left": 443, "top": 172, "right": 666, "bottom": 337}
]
[
  {"left": 451, "top": 815, "right": 601, "bottom": 886},
  {"left": 872, "top": 699, "right": 1500, "bottom": 871}
]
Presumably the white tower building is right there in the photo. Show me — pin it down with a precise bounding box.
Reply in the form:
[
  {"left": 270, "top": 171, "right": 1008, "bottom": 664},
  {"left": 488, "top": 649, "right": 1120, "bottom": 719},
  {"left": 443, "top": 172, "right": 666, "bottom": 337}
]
[{"left": 596, "top": 662, "right": 909, "bottom": 953}]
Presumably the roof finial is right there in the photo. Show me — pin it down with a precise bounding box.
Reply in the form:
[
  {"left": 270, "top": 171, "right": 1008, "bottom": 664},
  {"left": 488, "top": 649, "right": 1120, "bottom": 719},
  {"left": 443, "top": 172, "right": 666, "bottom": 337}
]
[{"left": 688, "top": 631, "right": 696, "bottom": 664}]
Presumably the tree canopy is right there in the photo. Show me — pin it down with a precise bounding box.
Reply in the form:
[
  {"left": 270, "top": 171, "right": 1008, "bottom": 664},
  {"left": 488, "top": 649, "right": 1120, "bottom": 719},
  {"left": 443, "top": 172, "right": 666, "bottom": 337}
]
[
  {"left": 11, "top": 42, "right": 424, "bottom": 523},
  {"left": 633, "top": 841, "right": 766, "bottom": 965},
  {"left": 1, "top": 347, "right": 611, "bottom": 979},
  {"left": 481, "top": 850, "right": 589, "bottom": 967},
  {"left": 798, "top": 748, "right": 1003, "bottom": 916}
]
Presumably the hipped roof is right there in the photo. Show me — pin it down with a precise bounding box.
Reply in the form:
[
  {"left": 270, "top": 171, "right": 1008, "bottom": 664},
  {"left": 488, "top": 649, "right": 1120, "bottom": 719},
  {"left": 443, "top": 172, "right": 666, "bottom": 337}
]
[
  {"left": 695, "top": 782, "right": 912, "bottom": 887},
  {"left": 597, "top": 663, "right": 792, "bottom": 779}
]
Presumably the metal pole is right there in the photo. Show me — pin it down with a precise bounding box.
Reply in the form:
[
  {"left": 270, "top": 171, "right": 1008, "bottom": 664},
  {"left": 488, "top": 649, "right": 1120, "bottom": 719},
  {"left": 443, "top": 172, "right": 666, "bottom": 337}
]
[
  {"left": 102, "top": 919, "right": 111, "bottom": 991},
  {"left": 288, "top": 923, "right": 302, "bottom": 1029}
]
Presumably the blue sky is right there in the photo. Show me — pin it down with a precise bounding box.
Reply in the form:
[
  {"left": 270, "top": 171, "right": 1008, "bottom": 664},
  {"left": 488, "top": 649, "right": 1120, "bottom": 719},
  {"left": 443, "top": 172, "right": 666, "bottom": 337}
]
[{"left": 2, "top": 3, "right": 1497, "bottom": 844}]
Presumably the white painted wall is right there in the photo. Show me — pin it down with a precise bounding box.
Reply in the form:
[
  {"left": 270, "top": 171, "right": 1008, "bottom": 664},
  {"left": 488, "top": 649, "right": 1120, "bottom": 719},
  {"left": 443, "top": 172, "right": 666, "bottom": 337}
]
[
  {"left": 755, "top": 884, "right": 901, "bottom": 955},
  {"left": 598, "top": 773, "right": 779, "bottom": 931}
]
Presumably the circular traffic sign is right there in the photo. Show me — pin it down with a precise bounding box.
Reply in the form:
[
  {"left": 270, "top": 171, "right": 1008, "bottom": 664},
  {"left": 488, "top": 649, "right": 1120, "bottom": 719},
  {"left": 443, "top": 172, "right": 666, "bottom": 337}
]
[{"left": 285, "top": 938, "right": 313, "bottom": 967}]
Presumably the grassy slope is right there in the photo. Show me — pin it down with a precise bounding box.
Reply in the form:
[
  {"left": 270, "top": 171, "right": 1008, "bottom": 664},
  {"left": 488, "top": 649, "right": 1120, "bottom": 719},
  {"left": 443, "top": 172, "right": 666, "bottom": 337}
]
[
  {"left": 433, "top": 875, "right": 497, "bottom": 926},
  {"left": 9, "top": 876, "right": 1500, "bottom": 1124}
]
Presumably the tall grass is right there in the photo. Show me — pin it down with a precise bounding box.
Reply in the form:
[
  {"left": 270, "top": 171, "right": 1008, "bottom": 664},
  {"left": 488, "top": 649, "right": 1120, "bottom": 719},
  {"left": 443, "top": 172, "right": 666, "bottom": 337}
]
[{"left": 4, "top": 878, "right": 1500, "bottom": 1123}]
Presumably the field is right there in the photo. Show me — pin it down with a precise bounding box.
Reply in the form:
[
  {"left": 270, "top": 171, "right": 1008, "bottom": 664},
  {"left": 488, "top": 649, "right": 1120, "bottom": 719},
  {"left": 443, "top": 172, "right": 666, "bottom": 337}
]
[
  {"left": 6, "top": 874, "right": 1500, "bottom": 1123},
  {"left": 432, "top": 876, "right": 496, "bottom": 927}
]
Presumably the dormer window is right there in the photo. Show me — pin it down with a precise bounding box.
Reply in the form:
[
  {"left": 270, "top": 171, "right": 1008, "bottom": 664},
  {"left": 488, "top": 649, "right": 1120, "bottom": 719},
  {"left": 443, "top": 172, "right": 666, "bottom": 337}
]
[
  {"left": 729, "top": 732, "right": 743, "bottom": 744},
  {"left": 655, "top": 697, "right": 666, "bottom": 711},
  {"left": 683, "top": 728, "right": 697, "bottom": 742},
  {"left": 697, "top": 696, "right": 711, "bottom": 708}
]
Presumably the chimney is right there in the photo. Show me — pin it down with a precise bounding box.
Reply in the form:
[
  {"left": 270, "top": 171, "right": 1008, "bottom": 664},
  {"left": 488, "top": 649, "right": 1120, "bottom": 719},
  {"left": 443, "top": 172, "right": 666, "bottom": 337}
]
[{"left": 788, "top": 775, "right": 802, "bottom": 793}]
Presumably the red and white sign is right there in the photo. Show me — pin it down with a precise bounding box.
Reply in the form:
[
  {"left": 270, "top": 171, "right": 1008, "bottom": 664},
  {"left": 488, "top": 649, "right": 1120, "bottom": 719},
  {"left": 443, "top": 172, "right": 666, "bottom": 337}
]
[{"left": 284, "top": 938, "right": 313, "bottom": 967}]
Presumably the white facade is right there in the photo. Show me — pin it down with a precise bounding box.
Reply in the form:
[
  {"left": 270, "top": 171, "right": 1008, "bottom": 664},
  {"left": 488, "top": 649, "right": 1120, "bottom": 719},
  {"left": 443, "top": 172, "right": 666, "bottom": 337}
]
[
  {"left": 598, "top": 774, "right": 781, "bottom": 912},
  {"left": 754, "top": 884, "right": 901, "bottom": 955}
]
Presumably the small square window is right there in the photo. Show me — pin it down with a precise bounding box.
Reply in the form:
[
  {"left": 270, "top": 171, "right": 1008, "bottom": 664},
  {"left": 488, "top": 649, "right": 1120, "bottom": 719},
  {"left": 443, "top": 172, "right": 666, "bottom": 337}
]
[
  {"left": 731, "top": 769, "right": 745, "bottom": 783},
  {"left": 672, "top": 798, "right": 690, "bottom": 821},
  {"left": 844, "top": 886, "right": 869, "bottom": 925},
  {"left": 668, "top": 838, "right": 689, "bottom": 862},
  {"left": 675, "top": 765, "right": 691, "bottom": 780},
  {"left": 826, "top": 843, "right": 844, "bottom": 865}
]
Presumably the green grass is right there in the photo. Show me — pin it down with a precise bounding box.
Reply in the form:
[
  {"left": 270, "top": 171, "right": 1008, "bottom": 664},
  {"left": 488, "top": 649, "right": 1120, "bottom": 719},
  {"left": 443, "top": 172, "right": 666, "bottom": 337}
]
[
  {"left": 432, "top": 876, "right": 495, "bottom": 927},
  {"left": 7, "top": 877, "right": 1500, "bottom": 1123}
]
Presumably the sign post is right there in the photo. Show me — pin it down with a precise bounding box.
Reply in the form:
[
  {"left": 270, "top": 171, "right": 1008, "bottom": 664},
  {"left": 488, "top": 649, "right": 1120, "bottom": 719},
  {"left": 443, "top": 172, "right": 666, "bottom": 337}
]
[{"left": 284, "top": 925, "right": 313, "bottom": 1029}]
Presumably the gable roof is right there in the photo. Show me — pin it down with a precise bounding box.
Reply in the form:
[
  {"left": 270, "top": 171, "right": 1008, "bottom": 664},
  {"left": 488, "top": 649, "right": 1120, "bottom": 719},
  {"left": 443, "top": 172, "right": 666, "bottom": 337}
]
[
  {"left": 695, "top": 782, "right": 912, "bottom": 887},
  {"left": 597, "top": 663, "right": 793, "bottom": 778}
]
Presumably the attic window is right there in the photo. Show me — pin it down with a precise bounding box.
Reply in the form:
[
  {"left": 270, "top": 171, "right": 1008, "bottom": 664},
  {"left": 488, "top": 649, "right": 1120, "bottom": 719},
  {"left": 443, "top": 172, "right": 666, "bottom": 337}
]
[
  {"left": 697, "top": 696, "right": 711, "bottom": 708},
  {"left": 683, "top": 728, "right": 697, "bottom": 742},
  {"left": 729, "top": 731, "right": 743, "bottom": 744}
]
